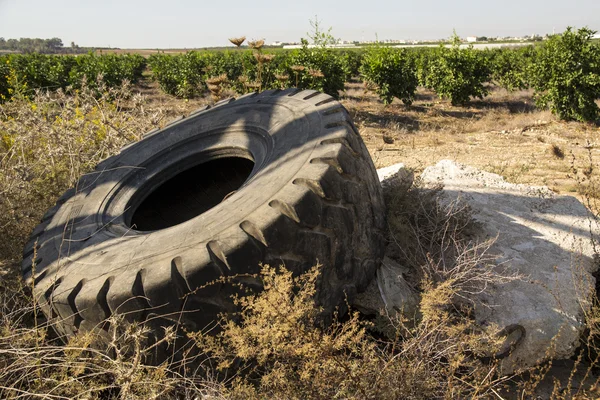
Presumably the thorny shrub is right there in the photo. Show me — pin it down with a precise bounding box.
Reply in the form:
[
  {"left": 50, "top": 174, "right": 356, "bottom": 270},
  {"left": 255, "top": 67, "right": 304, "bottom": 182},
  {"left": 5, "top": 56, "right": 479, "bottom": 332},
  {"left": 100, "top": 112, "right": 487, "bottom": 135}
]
[
  {"left": 0, "top": 78, "right": 165, "bottom": 262},
  {"left": 190, "top": 263, "right": 510, "bottom": 399},
  {"left": 0, "top": 274, "right": 215, "bottom": 399}
]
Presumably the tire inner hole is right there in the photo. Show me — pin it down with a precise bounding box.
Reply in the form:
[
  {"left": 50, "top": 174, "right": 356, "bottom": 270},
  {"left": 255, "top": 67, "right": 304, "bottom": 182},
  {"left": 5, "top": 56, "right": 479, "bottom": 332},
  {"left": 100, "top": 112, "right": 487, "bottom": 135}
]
[{"left": 130, "top": 157, "right": 254, "bottom": 231}]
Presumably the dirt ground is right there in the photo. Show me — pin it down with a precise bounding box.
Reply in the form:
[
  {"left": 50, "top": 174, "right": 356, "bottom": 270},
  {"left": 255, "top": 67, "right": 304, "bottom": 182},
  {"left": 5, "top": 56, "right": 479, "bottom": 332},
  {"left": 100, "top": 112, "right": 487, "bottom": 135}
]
[
  {"left": 140, "top": 77, "right": 600, "bottom": 202},
  {"left": 343, "top": 82, "right": 600, "bottom": 195}
]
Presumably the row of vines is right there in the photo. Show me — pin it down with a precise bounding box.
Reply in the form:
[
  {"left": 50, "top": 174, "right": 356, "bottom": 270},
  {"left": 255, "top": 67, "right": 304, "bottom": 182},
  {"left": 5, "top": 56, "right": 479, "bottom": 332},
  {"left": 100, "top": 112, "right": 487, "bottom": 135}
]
[{"left": 1, "top": 27, "right": 599, "bottom": 121}]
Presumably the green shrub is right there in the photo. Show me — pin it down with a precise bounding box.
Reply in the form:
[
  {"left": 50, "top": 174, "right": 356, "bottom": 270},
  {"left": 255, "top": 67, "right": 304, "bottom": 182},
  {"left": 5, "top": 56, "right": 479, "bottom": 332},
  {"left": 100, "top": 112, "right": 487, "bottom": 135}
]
[
  {"left": 149, "top": 50, "right": 283, "bottom": 97},
  {"left": 287, "top": 41, "right": 347, "bottom": 97},
  {"left": 339, "top": 49, "right": 364, "bottom": 79},
  {"left": 0, "top": 53, "right": 146, "bottom": 101},
  {"left": 530, "top": 27, "right": 600, "bottom": 122},
  {"left": 1, "top": 54, "right": 77, "bottom": 94},
  {"left": 148, "top": 46, "right": 347, "bottom": 99},
  {"left": 148, "top": 51, "right": 210, "bottom": 98},
  {"left": 412, "top": 47, "right": 439, "bottom": 87},
  {"left": 69, "top": 53, "right": 146, "bottom": 90},
  {"left": 360, "top": 46, "right": 418, "bottom": 105},
  {"left": 0, "top": 56, "right": 9, "bottom": 101},
  {"left": 426, "top": 35, "right": 491, "bottom": 105},
  {"left": 489, "top": 47, "right": 533, "bottom": 91},
  {"left": 207, "top": 50, "right": 254, "bottom": 85}
]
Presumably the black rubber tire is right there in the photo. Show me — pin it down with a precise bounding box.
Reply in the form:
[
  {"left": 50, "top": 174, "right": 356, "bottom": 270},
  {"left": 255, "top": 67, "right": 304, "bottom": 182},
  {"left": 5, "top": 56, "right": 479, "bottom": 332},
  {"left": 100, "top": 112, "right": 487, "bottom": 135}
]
[{"left": 22, "top": 89, "right": 385, "bottom": 352}]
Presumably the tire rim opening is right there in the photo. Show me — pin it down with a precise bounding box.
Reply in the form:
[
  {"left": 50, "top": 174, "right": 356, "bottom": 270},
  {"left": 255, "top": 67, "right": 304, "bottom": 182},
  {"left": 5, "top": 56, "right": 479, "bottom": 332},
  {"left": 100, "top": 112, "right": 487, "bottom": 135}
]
[{"left": 130, "top": 157, "right": 255, "bottom": 231}]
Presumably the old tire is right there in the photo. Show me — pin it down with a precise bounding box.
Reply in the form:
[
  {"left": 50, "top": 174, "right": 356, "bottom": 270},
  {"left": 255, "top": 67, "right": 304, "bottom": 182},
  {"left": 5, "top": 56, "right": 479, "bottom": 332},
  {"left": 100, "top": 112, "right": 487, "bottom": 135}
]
[{"left": 22, "top": 89, "right": 385, "bottom": 350}]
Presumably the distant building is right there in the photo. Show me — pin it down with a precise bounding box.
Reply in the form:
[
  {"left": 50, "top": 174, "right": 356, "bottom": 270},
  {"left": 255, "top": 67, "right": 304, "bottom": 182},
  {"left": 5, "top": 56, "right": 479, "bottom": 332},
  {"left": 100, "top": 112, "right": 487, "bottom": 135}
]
[
  {"left": 282, "top": 43, "right": 356, "bottom": 49},
  {"left": 593, "top": 34, "right": 600, "bottom": 39},
  {"left": 270, "top": 41, "right": 283, "bottom": 46},
  {"left": 466, "top": 36, "right": 477, "bottom": 43}
]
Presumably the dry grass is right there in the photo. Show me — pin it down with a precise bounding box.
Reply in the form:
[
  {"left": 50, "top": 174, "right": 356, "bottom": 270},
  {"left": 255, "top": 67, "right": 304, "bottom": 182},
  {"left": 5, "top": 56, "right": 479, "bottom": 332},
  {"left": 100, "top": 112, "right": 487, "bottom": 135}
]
[
  {"left": 2, "top": 76, "right": 600, "bottom": 398},
  {"left": 0, "top": 79, "right": 154, "bottom": 261},
  {"left": 0, "top": 159, "right": 549, "bottom": 399}
]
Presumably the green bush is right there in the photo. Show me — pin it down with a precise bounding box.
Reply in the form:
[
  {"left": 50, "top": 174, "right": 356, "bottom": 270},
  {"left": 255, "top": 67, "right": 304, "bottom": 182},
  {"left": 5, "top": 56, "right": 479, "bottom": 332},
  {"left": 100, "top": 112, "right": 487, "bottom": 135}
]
[
  {"left": 339, "top": 49, "right": 364, "bottom": 79},
  {"left": 360, "top": 46, "right": 418, "bottom": 105},
  {"left": 0, "top": 53, "right": 146, "bottom": 101},
  {"left": 489, "top": 47, "right": 534, "bottom": 91},
  {"left": 207, "top": 50, "right": 254, "bottom": 84},
  {"left": 287, "top": 41, "right": 347, "bottom": 97},
  {"left": 69, "top": 53, "right": 146, "bottom": 89},
  {"left": 2, "top": 54, "right": 76, "bottom": 93},
  {"left": 148, "top": 51, "right": 210, "bottom": 98},
  {"left": 0, "top": 56, "right": 10, "bottom": 101},
  {"left": 149, "top": 50, "right": 283, "bottom": 97},
  {"left": 412, "top": 47, "right": 439, "bottom": 87},
  {"left": 530, "top": 27, "right": 600, "bottom": 122},
  {"left": 426, "top": 36, "right": 491, "bottom": 105}
]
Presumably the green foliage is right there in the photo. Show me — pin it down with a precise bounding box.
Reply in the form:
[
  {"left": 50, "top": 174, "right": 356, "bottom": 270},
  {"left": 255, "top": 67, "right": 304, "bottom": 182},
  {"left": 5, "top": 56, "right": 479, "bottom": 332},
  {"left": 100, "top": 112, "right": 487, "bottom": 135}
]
[
  {"left": 148, "top": 51, "right": 210, "bottom": 98},
  {"left": 207, "top": 50, "right": 255, "bottom": 84},
  {"left": 0, "top": 56, "right": 10, "bottom": 101},
  {"left": 3, "top": 53, "right": 76, "bottom": 92},
  {"left": 412, "top": 47, "right": 439, "bottom": 87},
  {"left": 425, "top": 35, "right": 491, "bottom": 105},
  {"left": 147, "top": 15, "right": 347, "bottom": 99},
  {"left": 287, "top": 44, "right": 346, "bottom": 97},
  {"left": 489, "top": 47, "right": 534, "bottom": 91},
  {"left": 306, "top": 15, "right": 338, "bottom": 47},
  {"left": 69, "top": 53, "right": 147, "bottom": 89},
  {"left": 530, "top": 27, "right": 600, "bottom": 122},
  {"left": 0, "top": 53, "right": 146, "bottom": 102},
  {"left": 360, "top": 46, "right": 418, "bottom": 105},
  {"left": 339, "top": 49, "right": 364, "bottom": 79},
  {"left": 0, "top": 37, "right": 84, "bottom": 54}
]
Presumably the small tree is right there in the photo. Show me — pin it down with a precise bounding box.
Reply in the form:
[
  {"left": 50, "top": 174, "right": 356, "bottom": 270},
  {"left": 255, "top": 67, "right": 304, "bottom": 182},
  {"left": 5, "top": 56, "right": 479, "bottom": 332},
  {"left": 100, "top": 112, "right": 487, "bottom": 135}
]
[
  {"left": 426, "top": 33, "right": 490, "bottom": 106},
  {"left": 307, "top": 15, "right": 338, "bottom": 47},
  {"left": 287, "top": 18, "right": 346, "bottom": 97},
  {"left": 530, "top": 27, "right": 600, "bottom": 122},
  {"left": 360, "top": 46, "right": 418, "bottom": 105},
  {"left": 288, "top": 42, "right": 346, "bottom": 97}
]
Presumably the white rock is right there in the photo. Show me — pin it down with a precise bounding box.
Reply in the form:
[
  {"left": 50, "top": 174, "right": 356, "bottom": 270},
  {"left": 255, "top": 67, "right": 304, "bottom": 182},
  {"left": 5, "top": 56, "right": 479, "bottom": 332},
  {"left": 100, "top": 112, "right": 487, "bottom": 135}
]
[
  {"left": 420, "top": 160, "right": 598, "bottom": 372},
  {"left": 377, "top": 162, "right": 414, "bottom": 191},
  {"left": 377, "top": 163, "right": 406, "bottom": 183}
]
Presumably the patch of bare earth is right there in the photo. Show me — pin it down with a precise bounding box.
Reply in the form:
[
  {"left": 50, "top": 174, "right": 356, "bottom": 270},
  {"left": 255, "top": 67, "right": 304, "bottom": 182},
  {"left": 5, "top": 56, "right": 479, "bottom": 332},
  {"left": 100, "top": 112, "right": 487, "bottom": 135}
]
[{"left": 341, "top": 82, "right": 600, "bottom": 199}]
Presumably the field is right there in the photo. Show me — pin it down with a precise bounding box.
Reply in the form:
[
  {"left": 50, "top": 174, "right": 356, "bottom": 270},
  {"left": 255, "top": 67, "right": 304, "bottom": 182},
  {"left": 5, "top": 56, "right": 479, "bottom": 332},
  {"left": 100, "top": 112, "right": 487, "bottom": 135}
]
[
  {"left": 348, "top": 84, "right": 600, "bottom": 195},
  {"left": 1, "top": 28, "right": 600, "bottom": 398}
]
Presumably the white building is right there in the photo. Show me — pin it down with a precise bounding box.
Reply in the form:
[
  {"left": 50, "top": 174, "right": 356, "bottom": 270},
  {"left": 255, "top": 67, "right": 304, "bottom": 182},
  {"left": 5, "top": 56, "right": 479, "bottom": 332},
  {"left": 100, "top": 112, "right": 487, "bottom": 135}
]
[{"left": 466, "top": 36, "right": 477, "bottom": 43}]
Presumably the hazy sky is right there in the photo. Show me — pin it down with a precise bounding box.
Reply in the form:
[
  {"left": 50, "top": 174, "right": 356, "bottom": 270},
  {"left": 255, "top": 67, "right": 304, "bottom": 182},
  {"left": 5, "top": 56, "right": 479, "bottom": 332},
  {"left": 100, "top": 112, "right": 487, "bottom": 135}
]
[{"left": 0, "top": 0, "right": 598, "bottom": 48}]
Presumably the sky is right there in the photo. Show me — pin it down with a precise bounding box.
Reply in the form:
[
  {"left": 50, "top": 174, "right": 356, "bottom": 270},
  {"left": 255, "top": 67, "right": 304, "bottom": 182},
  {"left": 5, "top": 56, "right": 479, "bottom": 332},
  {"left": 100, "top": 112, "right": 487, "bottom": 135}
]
[{"left": 0, "top": 0, "right": 599, "bottom": 48}]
